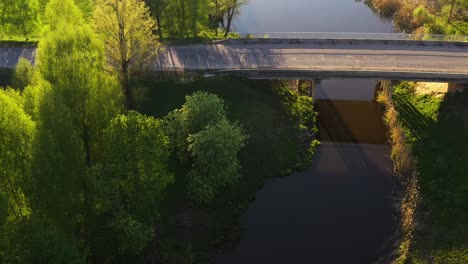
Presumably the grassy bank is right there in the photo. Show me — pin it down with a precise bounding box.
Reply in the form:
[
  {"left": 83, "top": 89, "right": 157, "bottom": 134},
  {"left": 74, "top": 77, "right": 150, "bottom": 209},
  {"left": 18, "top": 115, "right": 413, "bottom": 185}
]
[
  {"left": 377, "top": 81, "right": 420, "bottom": 264},
  {"left": 367, "top": 0, "right": 468, "bottom": 35},
  {"left": 390, "top": 82, "right": 468, "bottom": 263},
  {"left": 133, "top": 75, "right": 317, "bottom": 262}
]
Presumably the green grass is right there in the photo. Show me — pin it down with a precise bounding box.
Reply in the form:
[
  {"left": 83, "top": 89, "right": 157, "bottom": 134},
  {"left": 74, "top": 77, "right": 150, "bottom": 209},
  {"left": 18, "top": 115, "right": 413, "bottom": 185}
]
[
  {"left": 133, "top": 75, "right": 307, "bottom": 263},
  {"left": 392, "top": 82, "right": 468, "bottom": 263}
]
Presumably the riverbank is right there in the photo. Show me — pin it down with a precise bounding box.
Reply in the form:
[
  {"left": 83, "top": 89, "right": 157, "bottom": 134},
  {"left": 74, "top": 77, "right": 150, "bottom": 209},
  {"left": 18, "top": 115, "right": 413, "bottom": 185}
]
[
  {"left": 377, "top": 81, "right": 420, "bottom": 264},
  {"left": 386, "top": 81, "right": 468, "bottom": 263},
  {"left": 367, "top": 0, "right": 468, "bottom": 35},
  {"left": 132, "top": 75, "right": 318, "bottom": 262}
]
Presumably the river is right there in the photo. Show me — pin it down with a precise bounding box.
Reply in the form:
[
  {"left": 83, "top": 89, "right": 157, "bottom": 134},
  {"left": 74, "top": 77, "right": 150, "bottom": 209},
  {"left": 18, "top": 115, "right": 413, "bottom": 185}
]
[{"left": 216, "top": 1, "right": 398, "bottom": 263}]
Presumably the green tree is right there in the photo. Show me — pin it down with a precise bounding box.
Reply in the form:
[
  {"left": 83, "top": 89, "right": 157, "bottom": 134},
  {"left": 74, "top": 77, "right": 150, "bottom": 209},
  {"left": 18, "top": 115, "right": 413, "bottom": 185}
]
[
  {"left": 12, "top": 58, "right": 35, "bottom": 90},
  {"left": 93, "top": 0, "right": 159, "bottom": 109},
  {"left": 164, "top": 91, "right": 226, "bottom": 158},
  {"left": 0, "top": 0, "right": 39, "bottom": 38},
  {"left": 187, "top": 119, "right": 246, "bottom": 204},
  {"left": 94, "top": 111, "right": 173, "bottom": 255},
  {"left": 30, "top": 0, "right": 122, "bottom": 256},
  {"left": 39, "top": 0, "right": 122, "bottom": 167},
  {"left": 0, "top": 88, "right": 35, "bottom": 220}
]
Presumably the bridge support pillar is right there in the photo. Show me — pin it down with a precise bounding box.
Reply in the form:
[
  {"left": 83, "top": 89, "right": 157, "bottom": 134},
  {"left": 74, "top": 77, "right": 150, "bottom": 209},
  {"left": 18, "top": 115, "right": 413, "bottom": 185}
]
[{"left": 311, "top": 79, "right": 322, "bottom": 103}]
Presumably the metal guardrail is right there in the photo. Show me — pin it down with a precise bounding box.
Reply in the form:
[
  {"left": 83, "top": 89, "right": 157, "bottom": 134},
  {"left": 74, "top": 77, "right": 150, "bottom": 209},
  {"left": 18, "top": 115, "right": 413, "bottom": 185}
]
[{"left": 241, "top": 32, "right": 468, "bottom": 42}]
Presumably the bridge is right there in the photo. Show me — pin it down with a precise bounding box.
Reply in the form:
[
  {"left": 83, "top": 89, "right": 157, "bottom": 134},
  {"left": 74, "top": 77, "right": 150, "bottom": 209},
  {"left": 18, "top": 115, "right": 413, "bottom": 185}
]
[
  {"left": 1, "top": 33, "right": 467, "bottom": 81},
  {"left": 154, "top": 33, "right": 468, "bottom": 82}
]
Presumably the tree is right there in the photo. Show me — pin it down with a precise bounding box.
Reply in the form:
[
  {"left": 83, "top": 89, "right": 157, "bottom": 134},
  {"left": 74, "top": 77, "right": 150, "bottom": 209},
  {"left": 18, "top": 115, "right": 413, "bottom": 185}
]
[
  {"left": 39, "top": 0, "right": 122, "bottom": 168},
  {"left": 0, "top": 88, "right": 35, "bottom": 220},
  {"left": 93, "top": 111, "right": 173, "bottom": 256},
  {"left": 164, "top": 91, "right": 226, "bottom": 158},
  {"left": 222, "top": 0, "right": 246, "bottom": 37},
  {"left": 12, "top": 58, "right": 35, "bottom": 90},
  {"left": 145, "top": 0, "right": 167, "bottom": 39},
  {"left": 448, "top": 0, "right": 457, "bottom": 23},
  {"left": 0, "top": 0, "right": 39, "bottom": 38},
  {"left": 93, "top": 0, "right": 159, "bottom": 109},
  {"left": 30, "top": 0, "right": 122, "bottom": 257},
  {"left": 187, "top": 119, "right": 246, "bottom": 204}
]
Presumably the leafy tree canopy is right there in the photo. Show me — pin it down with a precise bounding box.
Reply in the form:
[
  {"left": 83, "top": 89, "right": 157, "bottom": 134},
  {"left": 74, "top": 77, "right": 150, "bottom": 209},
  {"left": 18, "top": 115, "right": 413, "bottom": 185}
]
[
  {"left": 188, "top": 119, "right": 247, "bottom": 204},
  {"left": 94, "top": 111, "right": 173, "bottom": 254},
  {"left": 0, "top": 0, "right": 40, "bottom": 37}
]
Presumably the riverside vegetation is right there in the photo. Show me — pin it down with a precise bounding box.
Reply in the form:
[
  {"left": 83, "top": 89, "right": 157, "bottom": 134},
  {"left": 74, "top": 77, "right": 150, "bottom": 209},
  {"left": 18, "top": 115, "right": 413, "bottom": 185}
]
[
  {"left": 379, "top": 81, "right": 468, "bottom": 263},
  {"left": 0, "top": 0, "right": 246, "bottom": 42},
  {"left": 0, "top": 0, "right": 318, "bottom": 262},
  {"left": 367, "top": 0, "right": 468, "bottom": 35}
]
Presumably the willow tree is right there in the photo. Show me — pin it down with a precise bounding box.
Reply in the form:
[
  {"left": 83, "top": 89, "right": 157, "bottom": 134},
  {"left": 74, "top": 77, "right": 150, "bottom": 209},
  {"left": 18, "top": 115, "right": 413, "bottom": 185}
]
[
  {"left": 93, "top": 0, "right": 159, "bottom": 109},
  {"left": 31, "top": 0, "right": 122, "bottom": 249},
  {"left": 0, "top": 88, "right": 35, "bottom": 220},
  {"left": 0, "top": 0, "right": 40, "bottom": 38}
]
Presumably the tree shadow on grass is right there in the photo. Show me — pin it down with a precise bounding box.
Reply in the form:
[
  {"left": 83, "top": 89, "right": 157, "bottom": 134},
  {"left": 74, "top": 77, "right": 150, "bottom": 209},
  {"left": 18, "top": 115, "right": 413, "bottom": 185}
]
[{"left": 396, "top": 84, "right": 468, "bottom": 262}]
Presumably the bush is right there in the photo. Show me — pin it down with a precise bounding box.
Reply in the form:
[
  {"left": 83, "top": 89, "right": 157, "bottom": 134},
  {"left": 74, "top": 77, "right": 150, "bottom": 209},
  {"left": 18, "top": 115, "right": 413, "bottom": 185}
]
[
  {"left": 373, "top": 0, "right": 403, "bottom": 17},
  {"left": 413, "top": 5, "right": 433, "bottom": 25},
  {"left": 394, "top": 3, "right": 420, "bottom": 32},
  {"left": 187, "top": 119, "right": 247, "bottom": 204},
  {"left": 12, "top": 58, "right": 34, "bottom": 90},
  {"left": 164, "top": 91, "right": 226, "bottom": 159}
]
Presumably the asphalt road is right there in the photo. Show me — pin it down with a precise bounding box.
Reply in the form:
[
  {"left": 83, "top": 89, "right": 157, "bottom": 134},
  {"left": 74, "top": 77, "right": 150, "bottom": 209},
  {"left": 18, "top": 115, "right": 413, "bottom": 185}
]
[
  {"left": 154, "top": 43, "right": 468, "bottom": 75},
  {"left": 1, "top": 43, "right": 467, "bottom": 78}
]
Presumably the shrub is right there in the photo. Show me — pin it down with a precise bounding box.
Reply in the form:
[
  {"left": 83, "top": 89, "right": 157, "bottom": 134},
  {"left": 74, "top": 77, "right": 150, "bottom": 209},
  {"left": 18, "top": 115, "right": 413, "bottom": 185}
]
[
  {"left": 187, "top": 119, "right": 247, "bottom": 204},
  {"left": 12, "top": 58, "right": 34, "bottom": 90},
  {"left": 394, "top": 3, "right": 420, "bottom": 32},
  {"left": 373, "top": 0, "right": 403, "bottom": 17}
]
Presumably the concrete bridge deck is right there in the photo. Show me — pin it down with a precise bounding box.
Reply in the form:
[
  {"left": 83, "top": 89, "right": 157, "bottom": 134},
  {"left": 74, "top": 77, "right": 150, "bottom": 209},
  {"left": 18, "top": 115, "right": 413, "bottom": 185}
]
[
  {"left": 1, "top": 38, "right": 467, "bottom": 81},
  {"left": 155, "top": 41, "right": 468, "bottom": 81}
]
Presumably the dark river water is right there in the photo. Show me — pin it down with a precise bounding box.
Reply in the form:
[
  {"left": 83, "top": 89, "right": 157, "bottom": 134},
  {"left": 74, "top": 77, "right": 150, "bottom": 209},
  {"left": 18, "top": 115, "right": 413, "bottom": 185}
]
[
  {"left": 233, "top": 0, "right": 396, "bottom": 34},
  {"left": 217, "top": 1, "right": 398, "bottom": 264}
]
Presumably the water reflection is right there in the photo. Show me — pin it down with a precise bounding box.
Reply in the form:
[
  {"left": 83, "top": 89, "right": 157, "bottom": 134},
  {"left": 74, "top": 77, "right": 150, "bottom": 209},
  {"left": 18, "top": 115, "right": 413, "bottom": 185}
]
[{"left": 233, "top": 0, "right": 396, "bottom": 34}]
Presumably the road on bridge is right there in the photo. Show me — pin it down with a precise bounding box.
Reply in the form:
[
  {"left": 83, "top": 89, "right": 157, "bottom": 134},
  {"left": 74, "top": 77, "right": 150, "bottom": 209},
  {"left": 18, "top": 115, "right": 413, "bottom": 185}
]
[
  {"left": 1, "top": 42, "right": 467, "bottom": 80},
  {"left": 154, "top": 42, "right": 468, "bottom": 80}
]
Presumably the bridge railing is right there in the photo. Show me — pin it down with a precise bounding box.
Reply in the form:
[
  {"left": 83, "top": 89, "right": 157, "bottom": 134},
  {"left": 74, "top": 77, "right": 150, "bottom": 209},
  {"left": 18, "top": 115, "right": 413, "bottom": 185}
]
[{"left": 240, "top": 32, "right": 468, "bottom": 42}]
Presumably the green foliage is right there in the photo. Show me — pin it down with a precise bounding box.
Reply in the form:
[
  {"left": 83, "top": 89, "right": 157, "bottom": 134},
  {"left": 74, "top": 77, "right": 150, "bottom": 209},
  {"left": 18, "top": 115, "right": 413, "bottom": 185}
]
[
  {"left": 39, "top": 0, "right": 95, "bottom": 22},
  {"left": 274, "top": 83, "right": 318, "bottom": 168},
  {"left": 94, "top": 111, "right": 173, "bottom": 255},
  {"left": 180, "top": 91, "right": 226, "bottom": 133},
  {"left": 392, "top": 82, "right": 468, "bottom": 263},
  {"left": 370, "top": 0, "right": 468, "bottom": 35},
  {"left": 164, "top": 90, "right": 246, "bottom": 204},
  {"left": 187, "top": 119, "right": 247, "bottom": 204},
  {"left": 146, "top": 0, "right": 245, "bottom": 39},
  {"left": 164, "top": 91, "right": 226, "bottom": 158},
  {"left": 0, "top": 218, "right": 85, "bottom": 264},
  {"left": 0, "top": 193, "right": 8, "bottom": 228},
  {"left": 38, "top": 0, "right": 122, "bottom": 162},
  {"left": 43, "top": 0, "right": 84, "bottom": 30},
  {"left": 134, "top": 77, "right": 316, "bottom": 262},
  {"left": 12, "top": 58, "right": 34, "bottom": 90},
  {"left": 413, "top": 5, "right": 433, "bottom": 25},
  {"left": 0, "top": 88, "right": 35, "bottom": 219},
  {"left": 0, "top": 0, "right": 40, "bottom": 37},
  {"left": 93, "top": 0, "right": 159, "bottom": 109}
]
